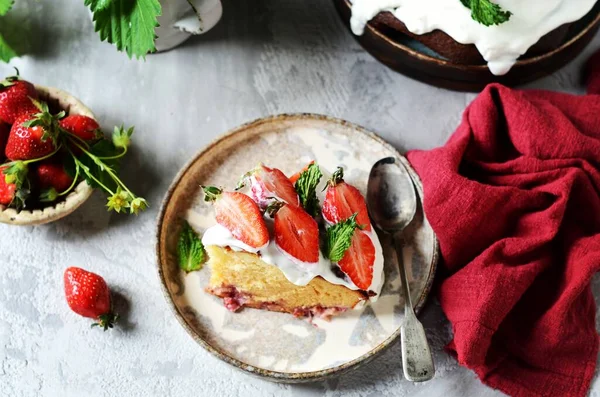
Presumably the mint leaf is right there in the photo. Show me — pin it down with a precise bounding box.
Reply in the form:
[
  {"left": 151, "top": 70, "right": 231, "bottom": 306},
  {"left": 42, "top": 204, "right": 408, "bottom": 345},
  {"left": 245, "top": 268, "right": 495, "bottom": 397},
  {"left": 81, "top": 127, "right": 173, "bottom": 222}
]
[
  {"left": 85, "top": 0, "right": 162, "bottom": 59},
  {"left": 294, "top": 162, "right": 322, "bottom": 217},
  {"left": 0, "top": 33, "right": 16, "bottom": 63},
  {"left": 326, "top": 213, "right": 359, "bottom": 263},
  {"left": 178, "top": 221, "right": 206, "bottom": 272},
  {"left": 460, "top": 0, "right": 511, "bottom": 26},
  {"left": 0, "top": 0, "right": 13, "bottom": 16}
]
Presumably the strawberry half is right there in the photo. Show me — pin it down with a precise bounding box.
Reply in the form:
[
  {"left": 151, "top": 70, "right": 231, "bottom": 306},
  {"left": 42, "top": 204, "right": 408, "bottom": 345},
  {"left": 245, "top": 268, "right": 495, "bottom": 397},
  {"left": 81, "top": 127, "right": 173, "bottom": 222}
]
[
  {"left": 338, "top": 230, "right": 375, "bottom": 290},
  {"left": 322, "top": 167, "right": 371, "bottom": 231},
  {"left": 271, "top": 203, "right": 320, "bottom": 263},
  {"left": 241, "top": 164, "right": 299, "bottom": 209},
  {"left": 0, "top": 76, "right": 39, "bottom": 124},
  {"left": 5, "top": 112, "right": 57, "bottom": 161},
  {"left": 64, "top": 267, "right": 118, "bottom": 331},
  {"left": 203, "top": 186, "right": 269, "bottom": 249}
]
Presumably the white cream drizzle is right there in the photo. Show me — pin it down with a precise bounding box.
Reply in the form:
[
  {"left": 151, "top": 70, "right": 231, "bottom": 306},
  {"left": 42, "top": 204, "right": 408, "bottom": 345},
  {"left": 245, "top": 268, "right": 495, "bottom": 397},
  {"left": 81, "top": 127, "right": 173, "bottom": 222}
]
[
  {"left": 349, "top": 0, "right": 597, "bottom": 75},
  {"left": 202, "top": 218, "right": 385, "bottom": 299}
]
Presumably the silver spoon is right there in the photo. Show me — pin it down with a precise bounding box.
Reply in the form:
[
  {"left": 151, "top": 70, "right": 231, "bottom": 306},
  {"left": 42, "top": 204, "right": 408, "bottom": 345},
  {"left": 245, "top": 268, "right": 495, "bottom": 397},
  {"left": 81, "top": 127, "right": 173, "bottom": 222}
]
[{"left": 367, "top": 157, "right": 435, "bottom": 382}]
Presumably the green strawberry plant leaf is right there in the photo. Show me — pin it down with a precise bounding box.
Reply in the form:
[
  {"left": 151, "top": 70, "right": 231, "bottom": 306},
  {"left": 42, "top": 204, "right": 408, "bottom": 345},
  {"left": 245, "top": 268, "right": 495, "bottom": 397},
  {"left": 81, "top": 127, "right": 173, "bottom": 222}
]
[
  {"left": 79, "top": 140, "right": 122, "bottom": 192},
  {"left": 0, "top": 0, "right": 16, "bottom": 62},
  {"left": 85, "top": 0, "right": 162, "bottom": 59}
]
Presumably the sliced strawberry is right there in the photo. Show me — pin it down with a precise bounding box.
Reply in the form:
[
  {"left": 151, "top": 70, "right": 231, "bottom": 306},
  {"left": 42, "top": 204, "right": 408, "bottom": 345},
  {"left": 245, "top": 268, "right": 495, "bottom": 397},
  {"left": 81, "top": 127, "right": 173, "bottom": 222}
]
[
  {"left": 204, "top": 186, "right": 269, "bottom": 249},
  {"left": 273, "top": 204, "right": 319, "bottom": 263},
  {"left": 322, "top": 167, "right": 371, "bottom": 231},
  {"left": 338, "top": 231, "right": 375, "bottom": 290},
  {"left": 247, "top": 164, "right": 299, "bottom": 209},
  {"left": 0, "top": 77, "right": 39, "bottom": 124},
  {"left": 289, "top": 161, "right": 315, "bottom": 184}
]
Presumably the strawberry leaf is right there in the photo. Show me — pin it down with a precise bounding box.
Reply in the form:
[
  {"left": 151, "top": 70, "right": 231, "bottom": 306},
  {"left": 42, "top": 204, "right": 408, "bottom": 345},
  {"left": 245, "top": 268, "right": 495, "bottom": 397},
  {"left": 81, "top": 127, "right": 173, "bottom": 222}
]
[
  {"left": 0, "top": 0, "right": 13, "bottom": 16},
  {"left": 294, "top": 162, "right": 323, "bottom": 217},
  {"left": 0, "top": 33, "right": 16, "bottom": 63},
  {"left": 178, "top": 220, "right": 206, "bottom": 272},
  {"left": 326, "top": 213, "right": 359, "bottom": 262},
  {"left": 85, "top": 0, "right": 162, "bottom": 59},
  {"left": 79, "top": 140, "right": 122, "bottom": 192}
]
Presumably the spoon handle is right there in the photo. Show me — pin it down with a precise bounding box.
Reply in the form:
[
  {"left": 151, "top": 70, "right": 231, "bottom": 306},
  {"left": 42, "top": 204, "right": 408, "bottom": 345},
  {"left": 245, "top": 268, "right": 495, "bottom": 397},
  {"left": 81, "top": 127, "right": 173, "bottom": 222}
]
[{"left": 394, "top": 233, "right": 435, "bottom": 382}]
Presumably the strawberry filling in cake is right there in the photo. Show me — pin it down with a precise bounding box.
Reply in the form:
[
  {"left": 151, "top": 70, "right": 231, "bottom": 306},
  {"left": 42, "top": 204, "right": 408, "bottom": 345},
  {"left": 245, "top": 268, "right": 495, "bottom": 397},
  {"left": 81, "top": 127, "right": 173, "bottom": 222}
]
[{"left": 198, "top": 162, "right": 385, "bottom": 320}]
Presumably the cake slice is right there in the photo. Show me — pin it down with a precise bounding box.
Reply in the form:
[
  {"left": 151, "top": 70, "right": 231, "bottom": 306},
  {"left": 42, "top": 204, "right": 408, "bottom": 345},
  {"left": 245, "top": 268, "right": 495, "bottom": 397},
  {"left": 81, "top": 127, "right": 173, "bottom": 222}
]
[
  {"left": 199, "top": 163, "right": 384, "bottom": 320},
  {"left": 205, "top": 245, "right": 366, "bottom": 319}
]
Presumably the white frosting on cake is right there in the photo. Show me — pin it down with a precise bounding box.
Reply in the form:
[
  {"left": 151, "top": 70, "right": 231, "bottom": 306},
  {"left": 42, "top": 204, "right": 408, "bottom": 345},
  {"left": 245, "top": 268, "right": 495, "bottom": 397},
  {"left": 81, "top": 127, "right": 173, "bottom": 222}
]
[
  {"left": 350, "top": 0, "right": 597, "bottom": 75},
  {"left": 202, "top": 219, "right": 385, "bottom": 299}
]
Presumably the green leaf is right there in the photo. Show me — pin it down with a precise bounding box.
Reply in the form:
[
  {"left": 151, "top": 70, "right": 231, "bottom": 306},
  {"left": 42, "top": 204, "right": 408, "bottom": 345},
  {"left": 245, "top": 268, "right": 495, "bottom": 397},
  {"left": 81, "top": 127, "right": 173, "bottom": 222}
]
[
  {"left": 0, "top": 0, "right": 13, "bottom": 16},
  {"left": 85, "top": 0, "right": 162, "bottom": 59},
  {"left": 178, "top": 221, "right": 206, "bottom": 272},
  {"left": 294, "top": 162, "right": 322, "bottom": 217},
  {"left": 460, "top": 0, "right": 512, "bottom": 26},
  {"left": 79, "top": 140, "right": 122, "bottom": 192},
  {"left": 3, "top": 161, "right": 28, "bottom": 188},
  {"left": 326, "top": 213, "right": 359, "bottom": 263},
  {"left": 0, "top": 33, "right": 16, "bottom": 63}
]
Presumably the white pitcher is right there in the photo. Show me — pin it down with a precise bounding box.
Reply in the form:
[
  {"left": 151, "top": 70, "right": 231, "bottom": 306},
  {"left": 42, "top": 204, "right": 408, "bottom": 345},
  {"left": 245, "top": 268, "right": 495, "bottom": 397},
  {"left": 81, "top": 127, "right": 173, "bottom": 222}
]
[{"left": 154, "top": 0, "right": 223, "bottom": 52}]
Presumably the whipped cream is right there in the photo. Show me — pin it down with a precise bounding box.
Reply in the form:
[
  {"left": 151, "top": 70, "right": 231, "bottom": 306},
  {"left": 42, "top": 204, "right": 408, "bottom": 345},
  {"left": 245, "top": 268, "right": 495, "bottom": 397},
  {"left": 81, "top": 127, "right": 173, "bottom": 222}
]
[
  {"left": 350, "top": 0, "right": 597, "bottom": 75},
  {"left": 202, "top": 219, "right": 385, "bottom": 298}
]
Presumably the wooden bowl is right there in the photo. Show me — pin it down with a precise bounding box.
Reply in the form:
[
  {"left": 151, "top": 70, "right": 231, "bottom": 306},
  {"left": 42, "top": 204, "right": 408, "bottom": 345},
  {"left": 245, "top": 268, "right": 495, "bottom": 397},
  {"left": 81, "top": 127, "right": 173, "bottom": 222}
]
[
  {"left": 0, "top": 86, "right": 94, "bottom": 225},
  {"left": 334, "top": 0, "right": 600, "bottom": 91}
]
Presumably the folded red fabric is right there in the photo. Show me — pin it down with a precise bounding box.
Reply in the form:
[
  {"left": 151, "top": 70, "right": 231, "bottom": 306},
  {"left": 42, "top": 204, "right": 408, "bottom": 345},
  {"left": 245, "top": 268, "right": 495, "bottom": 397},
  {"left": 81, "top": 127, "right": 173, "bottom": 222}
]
[{"left": 407, "top": 53, "right": 600, "bottom": 397}]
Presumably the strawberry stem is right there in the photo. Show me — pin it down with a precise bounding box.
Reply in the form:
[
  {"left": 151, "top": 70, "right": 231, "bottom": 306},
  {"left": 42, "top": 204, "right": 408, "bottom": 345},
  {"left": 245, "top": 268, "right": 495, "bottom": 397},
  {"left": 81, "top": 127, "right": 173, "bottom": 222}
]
[
  {"left": 202, "top": 186, "right": 222, "bottom": 202},
  {"left": 91, "top": 312, "right": 119, "bottom": 331},
  {"left": 70, "top": 152, "right": 115, "bottom": 195},
  {"left": 57, "top": 161, "right": 80, "bottom": 197},
  {"left": 328, "top": 167, "right": 344, "bottom": 187}
]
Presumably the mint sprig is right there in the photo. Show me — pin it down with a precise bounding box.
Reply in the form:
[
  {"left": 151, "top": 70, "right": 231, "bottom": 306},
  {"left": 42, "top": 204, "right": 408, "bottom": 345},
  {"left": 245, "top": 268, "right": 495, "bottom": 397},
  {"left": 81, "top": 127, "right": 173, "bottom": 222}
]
[
  {"left": 294, "top": 162, "right": 322, "bottom": 217},
  {"left": 326, "top": 213, "right": 360, "bottom": 263},
  {"left": 177, "top": 220, "right": 206, "bottom": 272},
  {"left": 460, "top": 0, "right": 512, "bottom": 26}
]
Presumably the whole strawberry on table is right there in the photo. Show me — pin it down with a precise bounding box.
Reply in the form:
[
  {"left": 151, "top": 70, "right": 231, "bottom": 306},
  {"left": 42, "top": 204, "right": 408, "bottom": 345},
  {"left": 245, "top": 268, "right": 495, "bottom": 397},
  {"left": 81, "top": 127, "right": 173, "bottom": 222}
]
[{"left": 0, "top": 72, "right": 148, "bottom": 214}]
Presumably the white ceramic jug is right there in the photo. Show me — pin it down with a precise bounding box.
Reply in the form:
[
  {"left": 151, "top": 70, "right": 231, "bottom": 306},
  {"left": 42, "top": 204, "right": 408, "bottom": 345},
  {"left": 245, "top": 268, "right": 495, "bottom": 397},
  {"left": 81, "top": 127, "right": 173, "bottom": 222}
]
[{"left": 154, "top": 0, "right": 223, "bottom": 52}]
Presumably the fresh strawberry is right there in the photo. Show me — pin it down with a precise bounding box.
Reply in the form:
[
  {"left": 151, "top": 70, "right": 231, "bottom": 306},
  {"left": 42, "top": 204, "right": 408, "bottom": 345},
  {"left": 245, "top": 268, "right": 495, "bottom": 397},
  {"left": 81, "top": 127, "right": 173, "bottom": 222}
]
[
  {"left": 289, "top": 161, "right": 314, "bottom": 184},
  {"left": 271, "top": 203, "right": 320, "bottom": 263},
  {"left": 203, "top": 186, "right": 269, "bottom": 248},
  {"left": 245, "top": 164, "right": 299, "bottom": 209},
  {"left": 322, "top": 167, "right": 371, "bottom": 231},
  {"left": 64, "top": 267, "right": 118, "bottom": 331},
  {"left": 0, "top": 122, "right": 9, "bottom": 161},
  {"left": 0, "top": 76, "right": 39, "bottom": 124},
  {"left": 60, "top": 115, "right": 101, "bottom": 142},
  {"left": 36, "top": 161, "right": 73, "bottom": 192},
  {"left": 338, "top": 231, "right": 375, "bottom": 290},
  {"left": 0, "top": 166, "right": 16, "bottom": 205},
  {"left": 5, "top": 113, "right": 57, "bottom": 161}
]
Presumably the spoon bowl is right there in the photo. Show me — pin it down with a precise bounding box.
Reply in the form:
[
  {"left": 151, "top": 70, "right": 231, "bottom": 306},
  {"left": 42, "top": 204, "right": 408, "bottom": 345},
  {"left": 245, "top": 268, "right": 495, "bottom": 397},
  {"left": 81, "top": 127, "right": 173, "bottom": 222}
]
[{"left": 367, "top": 157, "right": 417, "bottom": 233}]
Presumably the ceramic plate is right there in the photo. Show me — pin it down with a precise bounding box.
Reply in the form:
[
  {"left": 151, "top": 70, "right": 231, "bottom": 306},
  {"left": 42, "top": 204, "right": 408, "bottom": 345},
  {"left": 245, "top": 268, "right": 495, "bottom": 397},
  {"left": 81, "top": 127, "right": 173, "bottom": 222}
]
[{"left": 156, "top": 114, "right": 438, "bottom": 382}]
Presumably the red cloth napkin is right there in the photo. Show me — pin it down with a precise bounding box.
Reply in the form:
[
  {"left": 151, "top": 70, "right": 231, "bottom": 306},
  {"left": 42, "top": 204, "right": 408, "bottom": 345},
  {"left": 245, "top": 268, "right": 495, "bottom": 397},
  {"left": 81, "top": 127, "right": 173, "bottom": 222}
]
[{"left": 407, "top": 52, "right": 600, "bottom": 397}]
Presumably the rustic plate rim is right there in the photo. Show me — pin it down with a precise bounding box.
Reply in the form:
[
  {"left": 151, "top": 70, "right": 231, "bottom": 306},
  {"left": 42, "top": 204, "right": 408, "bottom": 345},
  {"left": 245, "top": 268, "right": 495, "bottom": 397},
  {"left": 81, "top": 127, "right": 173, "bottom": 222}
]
[{"left": 155, "top": 113, "right": 439, "bottom": 382}]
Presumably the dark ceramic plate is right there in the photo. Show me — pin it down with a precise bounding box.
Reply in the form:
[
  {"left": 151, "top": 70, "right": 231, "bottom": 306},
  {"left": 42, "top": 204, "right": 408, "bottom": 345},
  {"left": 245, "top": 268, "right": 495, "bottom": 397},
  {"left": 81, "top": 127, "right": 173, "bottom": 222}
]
[{"left": 334, "top": 0, "right": 600, "bottom": 91}]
